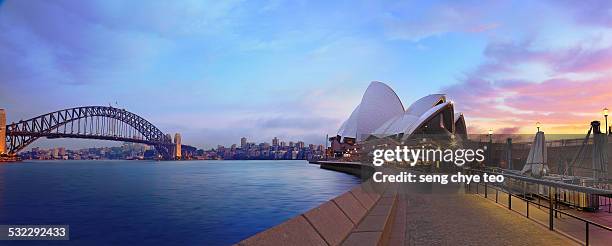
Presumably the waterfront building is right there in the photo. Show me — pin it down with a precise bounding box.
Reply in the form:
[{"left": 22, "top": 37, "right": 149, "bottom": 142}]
[
  {"left": 58, "top": 147, "right": 66, "bottom": 157},
  {"left": 337, "top": 81, "right": 467, "bottom": 142}
]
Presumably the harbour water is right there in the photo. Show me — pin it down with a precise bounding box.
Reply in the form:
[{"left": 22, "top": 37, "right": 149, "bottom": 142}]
[{"left": 0, "top": 160, "right": 360, "bottom": 245}]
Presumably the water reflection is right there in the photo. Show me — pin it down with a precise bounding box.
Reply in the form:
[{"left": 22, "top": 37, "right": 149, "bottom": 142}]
[{"left": 0, "top": 160, "right": 359, "bottom": 245}]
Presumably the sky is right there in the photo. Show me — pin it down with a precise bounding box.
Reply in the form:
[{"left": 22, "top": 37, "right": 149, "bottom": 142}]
[{"left": 1, "top": 0, "right": 612, "bottom": 149}]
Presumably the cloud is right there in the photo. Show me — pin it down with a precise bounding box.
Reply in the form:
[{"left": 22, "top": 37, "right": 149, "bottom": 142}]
[
  {"left": 380, "top": 1, "right": 500, "bottom": 41},
  {"left": 555, "top": 0, "right": 612, "bottom": 28},
  {"left": 444, "top": 40, "right": 612, "bottom": 134},
  {"left": 5, "top": 0, "right": 612, "bottom": 149}
]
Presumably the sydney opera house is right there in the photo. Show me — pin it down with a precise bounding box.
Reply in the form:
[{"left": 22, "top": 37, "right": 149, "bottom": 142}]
[{"left": 333, "top": 81, "right": 467, "bottom": 148}]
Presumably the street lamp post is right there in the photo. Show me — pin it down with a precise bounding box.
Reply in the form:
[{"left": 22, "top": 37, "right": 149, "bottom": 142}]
[
  {"left": 536, "top": 122, "right": 541, "bottom": 132},
  {"left": 487, "top": 129, "right": 493, "bottom": 167},
  {"left": 604, "top": 108, "right": 609, "bottom": 135}
]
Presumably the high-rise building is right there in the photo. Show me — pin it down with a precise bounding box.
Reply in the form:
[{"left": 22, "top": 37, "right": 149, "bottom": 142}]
[
  {"left": 272, "top": 137, "right": 279, "bottom": 147},
  {"left": 240, "top": 137, "right": 247, "bottom": 148},
  {"left": 0, "top": 109, "right": 5, "bottom": 155},
  {"left": 52, "top": 148, "right": 60, "bottom": 158},
  {"left": 174, "top": 133, "right": 182, "bottom": 160}
]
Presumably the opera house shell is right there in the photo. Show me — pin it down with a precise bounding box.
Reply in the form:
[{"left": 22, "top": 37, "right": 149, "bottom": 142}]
[{"left": 337, "top": 81, "right": 467, "bottom": 142}]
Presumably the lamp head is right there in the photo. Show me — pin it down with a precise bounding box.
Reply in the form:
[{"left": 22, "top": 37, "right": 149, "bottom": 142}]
[{"left": 604, "top": 108, "right": 609, "bottom": 117}]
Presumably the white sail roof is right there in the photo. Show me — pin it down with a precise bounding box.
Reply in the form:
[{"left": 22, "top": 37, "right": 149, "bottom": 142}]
[
  {"left": 337, "top": 82, "right": 467, "bottom": 141},
  {"left": 373, "top": 98, "right": 452, "bottom": 137},
  {"left": 400, "top": 102, "right": 453, "bottom": 138},
  {"left": 337, "top": 81, "right": 404, "bottom": 141},
  {"left": 373, "top": 113, "right": 420, "bottom": 136},
  {"left": 405, "top": 94, "right": 446, "bottom": 116}
]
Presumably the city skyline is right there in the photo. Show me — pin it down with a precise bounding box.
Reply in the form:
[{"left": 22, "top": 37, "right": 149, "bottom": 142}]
[
  {"left": 18, "top": 136, "right": 327, "bottom": 161},
  {"left": 2, "top": 1, "right": 612, "bottom": 149}
]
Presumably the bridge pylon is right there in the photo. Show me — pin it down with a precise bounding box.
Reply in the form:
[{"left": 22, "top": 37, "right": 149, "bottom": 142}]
[
  {"left": 0, "top": 108, "right": 6, "bottom": 155},
  {"left": 174, "top": 133, "right": 182, "bottom": 160}
]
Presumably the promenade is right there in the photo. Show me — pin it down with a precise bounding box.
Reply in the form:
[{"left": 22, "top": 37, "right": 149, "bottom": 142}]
[
  {"left": 239, "top": 163, "right": 578, "bottom": 245},
  {"left": 387, "top": 183, "right": 575, "bottom": 245}
]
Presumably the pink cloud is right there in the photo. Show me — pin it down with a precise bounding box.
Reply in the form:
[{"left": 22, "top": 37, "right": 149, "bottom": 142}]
[
  {"left": 444, "top": 41, "right": 612, "bottom": 134},
  {"left": 555, "top": 47, "right": 612, "bottom": 73}
]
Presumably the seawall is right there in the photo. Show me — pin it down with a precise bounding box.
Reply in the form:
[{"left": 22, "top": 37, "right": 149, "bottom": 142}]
[
  {"left": 309, "top": 160, "right": 375, "bottom": 177},
  {"left": 236, "top": 161, "right": 398, "bottom": 246}
]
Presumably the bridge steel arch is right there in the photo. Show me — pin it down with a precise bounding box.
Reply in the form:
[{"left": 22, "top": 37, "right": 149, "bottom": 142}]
[{"left": 5, "top": 106, "right": 174, "bottom": 159}]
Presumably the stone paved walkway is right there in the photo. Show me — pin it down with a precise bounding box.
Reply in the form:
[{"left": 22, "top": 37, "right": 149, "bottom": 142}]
[{"left": 388, "top": 183, "right": 577, "bottom": 245}]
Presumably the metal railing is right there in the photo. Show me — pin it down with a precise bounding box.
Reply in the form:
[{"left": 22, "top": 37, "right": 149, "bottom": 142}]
[{"left": 465, "top": 169, "right": 612, "bottom": 245}]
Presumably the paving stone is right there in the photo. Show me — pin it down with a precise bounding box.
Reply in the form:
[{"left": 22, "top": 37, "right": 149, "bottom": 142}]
[
  {"left": 368, "top": 203, "right": 393, "bottom": 217},
  {"left": 351, "top": 186, "right": 376, "bottom": 210},
  {"left": 238, "top": 215, "right": 326, "bottom": 246},
  {"left": 361, "top": 181, "right": 382, "bottom": 200},
  {"left": 382, "top": 183, "right": 399, "bottom": 197},
  {"left": 304, "top": 200, "right": 354, "bottom": 245},
  {"left": 333, "top": 192, "right": 368, "bottom": 225},
  {"left": 389, "top": 182, "right": 576, "bottom": 245},
  {"left": 388, "top": 196, "right": 407, "bottom": 246},
  {"left": 354, "top": 215, "right": 388, "bottom": 232},
  {"left": 376, "top": 196, "right": 395, "bottom": 206},
  {"left": 341, "top": 232, "right": 381, "bottom": 246}
]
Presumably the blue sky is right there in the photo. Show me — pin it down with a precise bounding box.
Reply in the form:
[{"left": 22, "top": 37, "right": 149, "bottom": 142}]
[{"left": 2, "top": 0, "right": 612, "bottom": 149}]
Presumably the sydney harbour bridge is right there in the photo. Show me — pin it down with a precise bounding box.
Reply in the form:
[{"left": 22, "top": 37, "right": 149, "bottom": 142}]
[{"left": 0, "top": 106, "right": 181, "bottom": 160}]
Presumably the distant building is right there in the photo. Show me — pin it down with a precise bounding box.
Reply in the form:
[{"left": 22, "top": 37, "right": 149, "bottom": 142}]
[
  {"left": 58, "top": 147, "right": 66, "bottom": 156},
  {"left": 181, "top": 145, "right": 197, "bottom": 159},
  {"left": 272, "top": 137, "right": 279, "bottom": 147},
  {"left": 144, "top": 149, "right": 157, "bottom": 159},
  {"left": 240, "top": 137, "right": 247, "bottom": 148}
]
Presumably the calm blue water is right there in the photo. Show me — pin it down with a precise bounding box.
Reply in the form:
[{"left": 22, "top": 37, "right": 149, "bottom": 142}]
[{"left": 0, "top": 160, "right": 359, "bottom": 245}]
